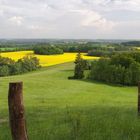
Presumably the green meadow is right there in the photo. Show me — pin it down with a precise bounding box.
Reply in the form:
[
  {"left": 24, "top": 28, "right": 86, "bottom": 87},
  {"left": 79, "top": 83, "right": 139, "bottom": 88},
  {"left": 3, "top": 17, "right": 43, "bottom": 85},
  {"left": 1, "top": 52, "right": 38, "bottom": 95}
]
[
  {"left": 0, "top": 48, "right": 16, "bottom": 51},
  {"left": 0, "top": 62, "right": 139, "bottom": 140}
]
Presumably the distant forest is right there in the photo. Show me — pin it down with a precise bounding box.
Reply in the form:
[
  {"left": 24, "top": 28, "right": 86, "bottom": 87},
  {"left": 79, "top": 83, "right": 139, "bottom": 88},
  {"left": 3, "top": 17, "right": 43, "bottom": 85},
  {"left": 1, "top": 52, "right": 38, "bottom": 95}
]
[{"left": 0, "top": 40, "right": 140, "bottom": 56}]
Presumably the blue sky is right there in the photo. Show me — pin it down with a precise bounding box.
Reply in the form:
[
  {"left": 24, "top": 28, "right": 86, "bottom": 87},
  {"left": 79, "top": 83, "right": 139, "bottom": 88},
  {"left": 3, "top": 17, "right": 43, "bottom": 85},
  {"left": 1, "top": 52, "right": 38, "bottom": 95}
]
[{"left": 0, "top": 0, "right": 140, "bottom": 39}]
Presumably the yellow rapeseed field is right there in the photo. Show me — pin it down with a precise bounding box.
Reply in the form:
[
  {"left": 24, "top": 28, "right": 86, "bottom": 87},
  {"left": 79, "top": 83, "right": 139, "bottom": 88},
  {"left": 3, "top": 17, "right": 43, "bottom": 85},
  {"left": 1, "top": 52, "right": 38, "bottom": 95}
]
[{"left": 0, "top": 51, "right": 99, "bottom": 67}]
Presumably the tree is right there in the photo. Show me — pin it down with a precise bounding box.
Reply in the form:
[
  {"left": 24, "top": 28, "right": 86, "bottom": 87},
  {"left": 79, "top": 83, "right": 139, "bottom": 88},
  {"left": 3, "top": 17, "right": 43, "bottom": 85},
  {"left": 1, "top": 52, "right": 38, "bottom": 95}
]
[
  {"left": 129, "top": 62, "right": 140, "bottom": 85},
  {"left": 74, "top": 53, "right": 85, "bottom": 79},
  {"left": 89, "top": 53, "right": 140, "bottom": 86},
  {"left": 0, "top": 56, "right": 41, "bottom": 77},
  {"left": 74, "top": 53, "right": 83, "bottom": 64},
  {"left": 124, "top": 69, "right": 132, "bottom": 85},
  {"left": 33, "top": 46, "right": 63, "bottom": 55},
  {"left": 68, "top": 53, "right": 85, "bottom": 79},
  {"left": 0, "top": 56, "right": 14, "bottom": 66},
  {"left": 9, "top": 63, "right": 22, "bottom": 75},
  {"left": 18, "top": 56, "right": 40, "bottom": 73},
  {"left": 111, "top": 54, "right": 135, "bottom": 68},
  {"left": 0, "top": 65, "right": 9, "bottom": 76}
]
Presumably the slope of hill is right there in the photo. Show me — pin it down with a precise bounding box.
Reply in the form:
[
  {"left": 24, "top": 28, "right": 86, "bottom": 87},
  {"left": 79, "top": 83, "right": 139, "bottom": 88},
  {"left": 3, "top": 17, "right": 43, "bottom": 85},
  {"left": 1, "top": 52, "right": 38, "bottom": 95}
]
[{"left": 0, "top": 63, "right": 138, "bottom": 140}]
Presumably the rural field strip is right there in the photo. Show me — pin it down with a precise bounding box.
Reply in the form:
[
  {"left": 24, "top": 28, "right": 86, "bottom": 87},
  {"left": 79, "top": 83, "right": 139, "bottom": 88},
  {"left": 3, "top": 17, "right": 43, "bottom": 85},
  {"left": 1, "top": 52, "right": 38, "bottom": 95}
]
[{"left": 0, "top": 51, "right": 99, "bottom": 67}]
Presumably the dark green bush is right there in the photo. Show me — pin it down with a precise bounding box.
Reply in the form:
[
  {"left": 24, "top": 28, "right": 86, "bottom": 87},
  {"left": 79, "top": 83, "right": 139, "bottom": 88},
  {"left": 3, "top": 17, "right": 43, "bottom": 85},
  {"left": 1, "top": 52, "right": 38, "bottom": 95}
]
[
  {"left": 18, "top": 56, "right": 40, "bottom": 72},
  {"left": 88, "top": 50, "right": 112, "bottom": 57},
  {"left": 0, "top": 65, "right": 9, "bottom": 76},
  {"left": 0, "top": 56, "right": 14, "bottom": 66},
  {"left": 89, "top": 52, "right": 140, "bottom": 86},
  {"left": 0, "top": 56, "right": 41, "bottom": 77},
  {"left": 33, "top": 46, "right": 63, "bottom": 55},
  {"left": 9, "top": 63, "right": 22, "bottom": 75}
]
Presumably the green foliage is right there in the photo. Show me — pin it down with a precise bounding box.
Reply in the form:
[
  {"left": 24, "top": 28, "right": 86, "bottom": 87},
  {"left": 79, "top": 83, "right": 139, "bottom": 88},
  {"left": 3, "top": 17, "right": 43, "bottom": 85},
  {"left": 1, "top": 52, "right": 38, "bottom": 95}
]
[
  {"left": 0, "top": 56, "right": 41, "bottom": 77},
  {"left": 89, "top": 52, "right": 140, "bottom": 85},
  {"left": 0, "top": 65, "right": 9, "bottom": 76},
  {"left": 87, "top": 43, "right": 137, "bottom": 57},
  {"left": 0, "top": 41, "right": 137, "bottom": 55},
  {"left": 18, "top": 56, "right": 40, "bottom": 72},
  {"left": 121, "top": 41, "right": 140, "bottom": 47},
  {"left": 69, "top": 53, "right": 89, "bottom": 79},
  {"left": 74, "top": 53, "right": 85, "bottom": 79},
  {"left": 74, "top": 53, "right": 83, "bottom": 64},
  {"left": 0, "top": 56, "right": 14, "bottom": 66},
  {"left": 129, "top": 62, "right": 140, "bottom": 85},
  {"left": 56, "top": 42, "right": 103, "bottom": 53},
  {"left": 88, "top": 50, "right": 113, "bottom": 57},
  {"left": 74, "top": 63, "right": 84, "bottom": 79},
  {"left": 9, "top": 63, "right": 22, "bottom": 75},
  {"left": 111, "top": 54, "right": 135, "bottom": 68},
  {"left": 33, "top": 46, "right": 63, "bottom": 55}
]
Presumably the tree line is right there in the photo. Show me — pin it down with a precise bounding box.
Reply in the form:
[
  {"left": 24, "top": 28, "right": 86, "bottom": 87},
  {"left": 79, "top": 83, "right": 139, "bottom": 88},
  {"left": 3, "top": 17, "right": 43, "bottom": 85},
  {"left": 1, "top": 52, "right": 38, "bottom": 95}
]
[
  {"left": 70, "top": 52, "right": 140, "bottom": 86},
  {"left": 0, "top": 56, "right": 40, "bottom": 77},
  {"left": 1, "top": 42, "right": 137, "bottom": 54},
  {"left": 89, "top": 52, "right": 140, "bottom": 86},
  {"left": 33, "top": 46, "right": 63, "bottom": 55}
]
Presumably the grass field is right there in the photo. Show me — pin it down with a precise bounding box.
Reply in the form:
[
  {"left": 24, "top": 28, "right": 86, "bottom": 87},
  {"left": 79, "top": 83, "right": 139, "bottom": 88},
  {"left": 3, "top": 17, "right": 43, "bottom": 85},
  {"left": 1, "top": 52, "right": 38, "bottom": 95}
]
[
  {"left": 0, "top": 51, "right": 98, "bottom": 66},
  {"left": 0, "top": 62, "right": 139, "bottom": 140},
  {"left": 0, "top": 48, "right": 16, "bottom": 51}
]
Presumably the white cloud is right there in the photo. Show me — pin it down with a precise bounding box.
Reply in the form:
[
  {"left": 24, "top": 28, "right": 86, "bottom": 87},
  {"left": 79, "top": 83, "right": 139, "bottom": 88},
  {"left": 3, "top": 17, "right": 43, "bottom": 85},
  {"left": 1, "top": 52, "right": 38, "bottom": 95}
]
[
  {"left": 8, "top": 16, "right": 24, "bottom": 26},
  {"left": 81, "top": 10, "right": 116, "bottom": 30},
  {"left": 101, "top": 0, "right": 140, "bottom": 11},
  {"left": 78, "top": 0, "right": 140, "bottom": 12},
  {"left": 0, "top": 9, "right": 4, "bottom": 16},
  {"left": 70, "top": 9, "right": 116, "bottom": 31},
  {"left": 28, "top": 25, "right": 43, "bottom": 30},
  {"left": 0, "top": 0, "right": 139, "bottom": 39}
]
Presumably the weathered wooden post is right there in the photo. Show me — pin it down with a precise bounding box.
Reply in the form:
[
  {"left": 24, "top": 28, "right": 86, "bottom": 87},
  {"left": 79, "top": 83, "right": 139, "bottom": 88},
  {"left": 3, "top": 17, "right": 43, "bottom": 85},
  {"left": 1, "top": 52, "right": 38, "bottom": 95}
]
[
  {"left": 138, "top": 82, "right": 140, "bottom": 115},
  {"left": 8, "top": 82, "right": 28, "bottom": 140}
]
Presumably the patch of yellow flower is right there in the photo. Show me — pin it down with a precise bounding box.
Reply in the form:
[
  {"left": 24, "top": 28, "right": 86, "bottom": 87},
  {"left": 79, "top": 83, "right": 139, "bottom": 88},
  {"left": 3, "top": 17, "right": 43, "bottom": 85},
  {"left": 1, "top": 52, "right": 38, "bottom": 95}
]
[{"left": 0, "top": 51, "right": 99, "bottom": 67}]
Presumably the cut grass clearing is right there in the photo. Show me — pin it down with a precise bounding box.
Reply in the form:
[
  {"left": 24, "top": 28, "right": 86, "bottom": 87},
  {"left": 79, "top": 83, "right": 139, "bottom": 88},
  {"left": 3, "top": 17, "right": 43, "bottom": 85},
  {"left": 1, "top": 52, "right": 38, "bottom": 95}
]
[{"left": 0, "top": 62, "right": 139, "bottom": 140}]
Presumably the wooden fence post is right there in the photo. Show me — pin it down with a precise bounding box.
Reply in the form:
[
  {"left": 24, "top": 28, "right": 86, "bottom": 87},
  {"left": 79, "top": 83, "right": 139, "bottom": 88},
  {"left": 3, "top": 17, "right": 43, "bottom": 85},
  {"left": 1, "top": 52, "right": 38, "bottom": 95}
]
[
  {"left": 8, "top": 82, "right": 28, "bottom": 140},
  {"left": 138, "top": 82, "right": 140, "bottom": 115}
]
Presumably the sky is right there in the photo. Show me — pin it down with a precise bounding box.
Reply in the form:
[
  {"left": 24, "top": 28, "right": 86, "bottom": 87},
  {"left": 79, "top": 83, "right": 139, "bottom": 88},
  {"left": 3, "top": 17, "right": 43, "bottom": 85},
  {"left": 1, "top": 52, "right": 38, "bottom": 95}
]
[{"left": 0, "top": 0, "right": 140, "bottom": 39}]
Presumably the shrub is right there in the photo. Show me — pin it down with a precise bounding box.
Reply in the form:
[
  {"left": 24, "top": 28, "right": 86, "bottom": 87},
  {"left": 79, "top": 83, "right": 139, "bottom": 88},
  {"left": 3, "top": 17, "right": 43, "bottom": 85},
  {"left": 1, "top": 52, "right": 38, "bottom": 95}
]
[
  {"left": 9, "top": 63, "right": 22, "bottom": 75},
  {"left": 111, "top": 54, "right": 135, "bottom": 68},
  {"left": 0, "top": 56, "right": 41, "bottom": 77},
  {"left": 0, "top": 56, "right": 14, "bottom": 66},
  {"left": 34, "top": 46, "right": 63, "bottom": 55},
  {"left": 88, "top": 50, "right": 112, "bottom": 57},
  {"left": 18, "top": 56, "right": 40, "bottom": 73},
  {"left": 89, "top": 52, "right": 140, "bottom": 86},
  {"left": 0, "top": 65, "right": 9, "bottom": 76}
]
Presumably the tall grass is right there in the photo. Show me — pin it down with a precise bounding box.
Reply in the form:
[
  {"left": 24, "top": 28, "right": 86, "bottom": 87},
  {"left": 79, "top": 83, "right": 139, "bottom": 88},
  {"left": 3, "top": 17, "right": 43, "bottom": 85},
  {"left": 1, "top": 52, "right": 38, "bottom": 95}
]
[{"left": 0, "top": 63, "right": 139, "bottom": 140}]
